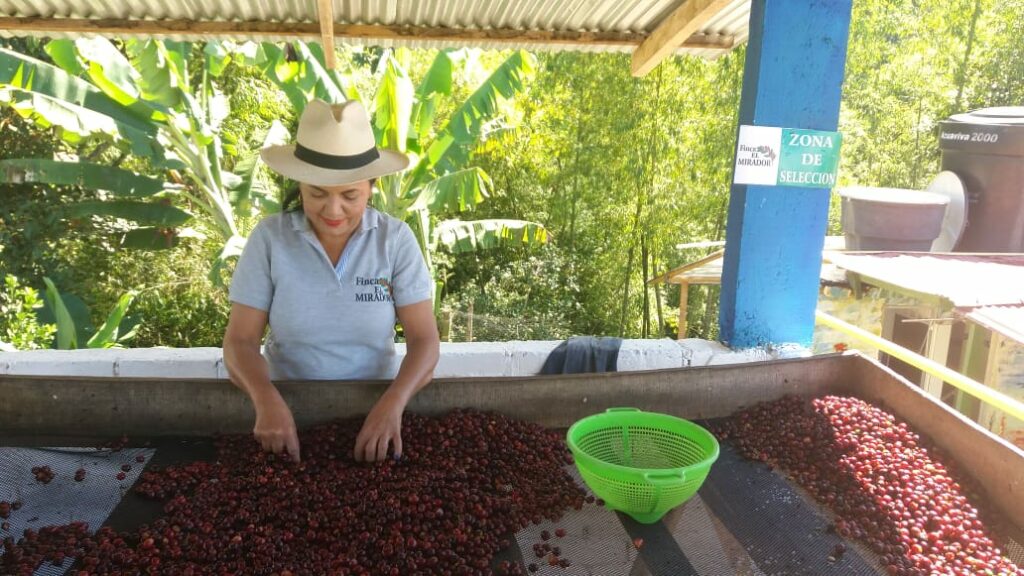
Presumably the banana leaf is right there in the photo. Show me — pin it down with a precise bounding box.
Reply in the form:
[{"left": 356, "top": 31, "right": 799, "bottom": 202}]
[
  {"left": 203, "top": 41, "right": 231, "bottom": 78},
  {"left": 424, "top": 50, "right": 535, "bottom": 177},
  {"left": 0, "top": 87, "right": 161, "bottom": 159},
  {"left": 409, "top": 50, "right": 457, "bottom": 151},
  {"left": 75, "top": 37, "right": 171, "bottom": 122},
  {"left": 0, "top": 159, "right": 169, "bottom": 197},
  {"left": 41, "top": 277, "right": 78, "bottom": 349},
  {"left": 433, "top": 219, "right": 549, "bottom": 254},
  {"left": 42, "top": 39, "right": 85, "bottom": 76},
  {"left": 209, "top": 234, "right": 248, "bottom": 285},
  {"left": 408, "top": 168, "right": 490, "bottom": 213},
  {"left": 66, "top": 199, "right": 192, "bottom": 227},
  {"left": 0, "top": 46, "right": 155, "bottom": 136},
  {"left": 374, "top": 53, "right": 414, "bottom": 152},
  {"left": 126, "top": 40, "right": 184, "bottom": 108},
  {"left": 122, "top": 227, "right": 182, "bottom": 250},
  {"left": 86, "top": 290, "right": 136, "bottom": 348}
]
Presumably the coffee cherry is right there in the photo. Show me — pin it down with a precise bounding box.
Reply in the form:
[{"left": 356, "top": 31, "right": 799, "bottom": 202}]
[
  {"left": 714, "top": 396, "right": 1021, "bottom": 576},
  {"left": 30, "top": 466, "right": 54, "bottom": 484},
  {"left": 1, "top": 410, "right": 586, "bottom": 575}
]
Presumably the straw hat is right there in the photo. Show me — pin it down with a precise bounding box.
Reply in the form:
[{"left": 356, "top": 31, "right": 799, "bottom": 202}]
[{"left": 260, "top": 99, "right": 409, "bottom": 187}]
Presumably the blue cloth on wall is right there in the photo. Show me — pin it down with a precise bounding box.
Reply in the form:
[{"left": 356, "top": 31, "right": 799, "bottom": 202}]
[{"left": 539, "top": 336, "right": 623, "bottom": 375}]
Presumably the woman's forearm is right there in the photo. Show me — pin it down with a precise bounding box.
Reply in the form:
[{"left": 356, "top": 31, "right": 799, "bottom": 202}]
[
  {"left": 386, "top": 335, "right": 440, "bottom": 404},
  {"left": 225, "top": 337, "right": 301, "bottom": 461},
  {"left": 223, "top": 339, "right": 280, "bottom": 404}
]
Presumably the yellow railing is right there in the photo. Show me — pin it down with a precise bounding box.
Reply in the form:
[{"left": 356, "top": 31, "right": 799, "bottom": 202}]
[{"left": 815, "top": 310, "right": 1024, "bottom": 423}]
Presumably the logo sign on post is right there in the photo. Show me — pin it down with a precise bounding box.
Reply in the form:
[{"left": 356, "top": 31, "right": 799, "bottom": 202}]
[{"left": 733, "top": 125, "right": 842, "bottom": 188}]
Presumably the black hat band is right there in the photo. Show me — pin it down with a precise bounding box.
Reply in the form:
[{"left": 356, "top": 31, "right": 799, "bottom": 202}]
[{"left": 294, "top": 143, "right": 381, "bottom": 170}]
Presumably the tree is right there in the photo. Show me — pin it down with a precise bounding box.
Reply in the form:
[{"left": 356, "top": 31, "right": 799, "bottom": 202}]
[
  {"left": 462, "top": 50, "right": 745, "bottom": 340},
  {"left": 0, "top": 39, "right": 279, "bottom": 280}
]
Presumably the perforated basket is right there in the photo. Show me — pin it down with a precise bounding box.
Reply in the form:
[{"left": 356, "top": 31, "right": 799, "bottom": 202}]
[{"left": 566, "top": 408, "right": 720, "bottom": 524}]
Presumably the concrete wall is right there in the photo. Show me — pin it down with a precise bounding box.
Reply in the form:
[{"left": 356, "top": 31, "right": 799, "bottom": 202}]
[{"left": 0, "top": 339, "right": 775, "bottom": 379}]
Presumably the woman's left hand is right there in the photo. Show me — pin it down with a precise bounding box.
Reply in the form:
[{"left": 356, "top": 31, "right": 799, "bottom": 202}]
[{"left": 354, "top": 389, "right": 407, "bottom": 462}]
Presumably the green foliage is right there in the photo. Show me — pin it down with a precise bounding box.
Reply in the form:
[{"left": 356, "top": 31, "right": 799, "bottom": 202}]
[
  {"left": 129, "top": 285, "right": 228, "bottom": 347},
  {"left": 86, "top": 289, "right": 138, "bottom": 348},
  {"left": 837, "top": 0, "right": 1022, "bottom": 204},
  {"left": 0, "top": 274, "right": 55, "bottom": 350},
  {"left": 452, "top": 1, "right": 1024, "bottom": 341},
  {"left": 0, "top": 108, "right": 119, "bottom": 292},
  {"left": 0, "top": 42, "right": 269, "bottom": 349},
  {"left": 967, "top": 0, "right": 1024, "bottom": 105},
  {"left": 0, "top": 158, "right": 169, "bottom": 197},
  {"left": 4, "top": 1, "right": 1023, "bottom": 348},
  {"left": 374, "top": 49, "right": 547, "bottom": 305},
  {"left": 439, "top": 246, "right": 580, "bottom": 342},
  {"left": 42, "top": 277, "right": 77, "bottom": 348},
  {"left": 467, "top": 50, "right": 743, "bottom": 339},
  {"left": 0, "top": 38, "right": 275, "bottom": 279},
  {"left": 434, "top": 219, "right": 548, "bottom": 253},
  {"left": 41, "top": 276, "right": 137, "bottom": 349},
  {"left": 102, "top": 238, "right": 231, "bottom": 348}
]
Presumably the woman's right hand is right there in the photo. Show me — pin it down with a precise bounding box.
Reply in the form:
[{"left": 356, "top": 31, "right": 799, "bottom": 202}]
[{"left": 253, "top": 393, "right": 301, "bottom": 462}]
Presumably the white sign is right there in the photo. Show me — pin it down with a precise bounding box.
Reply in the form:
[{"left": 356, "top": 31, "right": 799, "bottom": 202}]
[
  {"left": 734, "top": 125, "right": 782, "bottom": 186},
  {"left": 733, "top": 125, "right": 842, "bottom": 188}
]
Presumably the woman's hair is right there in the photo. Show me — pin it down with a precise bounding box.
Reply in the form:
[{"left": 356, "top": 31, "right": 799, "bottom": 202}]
[
  {"left": 281, "top": 182, "right": 302, "bottom": 212},
  {"left": 280, "top": 179, "right": 377, "bottom": 213}
]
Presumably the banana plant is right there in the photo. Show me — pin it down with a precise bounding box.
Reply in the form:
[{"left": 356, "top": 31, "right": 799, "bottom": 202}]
[
  {"left": 0, "top": 39, "right": 281, "bottom": 281},
  {"left": 41, "top": 277, "right": 137, "bottom": 349},
  {"left": 257, "top": 43, "right": 549, "bottom": 300}
]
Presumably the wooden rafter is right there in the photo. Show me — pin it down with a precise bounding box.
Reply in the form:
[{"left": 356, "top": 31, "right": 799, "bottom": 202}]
[
  {"left": 316, "top": 0, "right": 337, "bottom": 69},
  {"left": 631, "top": 0, "right": 734, "bottom": 76},
  {"left": 0, "top": 17, "right": 734, "bottom": 53}
]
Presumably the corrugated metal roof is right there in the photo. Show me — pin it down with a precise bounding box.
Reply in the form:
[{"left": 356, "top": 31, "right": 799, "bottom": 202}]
[
  {"left": 694, "top": 0, "right": 751, "bottom": 57},
  {"left": 964, "top": 306, "right": 1024, "bottom": 345},
  {"left": 828, "top": 252, "right": 1024, "bottom": 309},
  {"left": 652, "top": 237, "right": 849, "bottom": 286},
  {"left": 0, "top": 0, "right": 749, "bottom": 58}
]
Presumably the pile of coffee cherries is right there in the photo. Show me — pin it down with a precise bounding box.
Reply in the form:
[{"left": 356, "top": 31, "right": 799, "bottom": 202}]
[
  {"left": 1, "top": 409, "right": 586, "bottom": 575},
  {"left": 715, "top": 395, "right": 1021, "bottom": 576}
]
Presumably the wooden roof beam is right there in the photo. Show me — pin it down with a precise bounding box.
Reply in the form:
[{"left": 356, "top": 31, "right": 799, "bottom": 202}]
[
  {"left": 317, "top": 0, "right": 337, "bottom": 69},
  {"left": 0, "top": 17, "right": 734, "bottom": 53},
  {"left": 631, "top": 0, "right": 734, "bottom": 76}
]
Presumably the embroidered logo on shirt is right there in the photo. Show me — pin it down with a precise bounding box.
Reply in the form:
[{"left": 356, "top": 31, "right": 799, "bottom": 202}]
[{"left": 355, "top": 276, "right": 394, "bottom": 303}]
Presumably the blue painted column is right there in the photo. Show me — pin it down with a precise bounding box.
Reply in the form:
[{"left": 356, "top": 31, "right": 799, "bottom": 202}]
[{"left": 718, "top": 0, "right": 853, "bottom": 349}]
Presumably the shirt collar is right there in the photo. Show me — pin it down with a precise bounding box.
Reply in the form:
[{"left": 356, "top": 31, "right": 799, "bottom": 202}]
[{"left": 289, "top": 207, "right": 381, "bottom": 233}]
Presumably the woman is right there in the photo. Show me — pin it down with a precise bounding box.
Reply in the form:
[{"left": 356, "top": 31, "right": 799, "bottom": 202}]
[{"left": 223, "top": 99, "right": 439, "bottom": 464}]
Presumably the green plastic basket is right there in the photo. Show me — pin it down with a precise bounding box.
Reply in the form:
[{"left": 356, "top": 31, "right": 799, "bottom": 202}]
[{"left": 566, "top": 408, "right": 720, "bottom": 524}]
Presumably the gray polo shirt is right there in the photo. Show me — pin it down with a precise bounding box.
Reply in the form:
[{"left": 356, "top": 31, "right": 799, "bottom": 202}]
[{"left": 228, "top": 208, "right": 433, "bottom": 380}]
